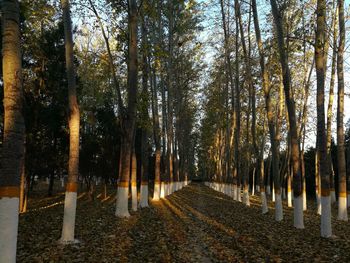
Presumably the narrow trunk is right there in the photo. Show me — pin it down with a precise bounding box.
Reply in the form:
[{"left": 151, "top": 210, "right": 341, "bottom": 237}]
[
  {"left": 115, "top": 0, "right": 138, "bottom": 218},
  {"left": 60, "top": 0, "right": 80, "bottom": 243},
  {"left": 270, "top": 0, "right": 304, "bottom": 228},
  {"left": 234, "top": 2, "right": 241, "bottom": 202},
  {"left": 166, "top": 0, "right": 175, "bottom": 195},
  {"left": 151, "top": 66, "right": 161, "bottom": 200},
  {"left": 326, "top": 5, "right": 338, "bottom": 205},
  {"left": 131, "top": 149, "right": 137, "bottom": 211},
  {"left": 336, "top": 0, "right": 347, "bottom": 221},
  {"left": 315, "top": 0, "right": 332, "bottom": 236},
  {"left": 19, "top": 152, "right": 26, "bottom": 213},
  {"left": 252, "top": 0, "right": 281, "bottom": 220},
  {"left": 140, "top": 25, "right": 150, "bottom": 207}
]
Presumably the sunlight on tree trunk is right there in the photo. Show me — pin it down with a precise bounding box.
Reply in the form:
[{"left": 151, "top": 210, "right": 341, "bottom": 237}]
[
  {"left": 60, "top": 0, "right": 80, "bottom": 243},
  {"left": 0, "top": 1, "right": 25, "bottom": 261}
]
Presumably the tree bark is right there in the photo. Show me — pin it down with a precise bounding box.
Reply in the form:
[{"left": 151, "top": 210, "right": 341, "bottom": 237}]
[
  {"left": 59, "top": 0, "right": 81, "bottom": 243},
  {"left": 115, "top": 0, "right": 138, "bottom": 218},
  {"left": 252, "top": 0, "right": 283, "bottom": 218},
  {"left": 0, "top": 4, "right": 25, "bottom": 258},
  {"left": 315, "top": 0, "right": 333, "bottom": 236},
  {"left": 270, "top": 0, "right": 304, "bottom": 228},
  {"left": 336, "top": 0, "right": 347, "bottom": 221},
  {"left": 326, "top": 6, "right": 338, "bottom": 204}
]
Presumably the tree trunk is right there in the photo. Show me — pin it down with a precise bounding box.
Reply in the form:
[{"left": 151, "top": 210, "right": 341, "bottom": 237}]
[
  {"left": 235, "top": 0, "right": 254, "bottom": 207},
  {"left": 19, "top": 147, "right": 26, "bottom": 213},
  {"left": 0, "top": 1, "right": 25, "bottom": 260},
  {"left": 252, "top": 0, "right": 283, "bottom": 219},
  {"left": 151, "top": 65, "right": 161, "bottom": 200},
  {"left": 326, "top": 5, "right": 338, "bottom": 205},
  {"left": 140, "top": 22, "right": 150, "bottom": 207},
  {"left": 131, "top": 149, "right": 137, "bottom": 211},
  {"left": 315, "top": 0, "right": 332, "bottom": 236},
  {"left": 166, "top": 0, "right": 175, "bottom": 196},
  {"left": 270, "top": 0, "right": 304, "bottom": 228},
  {"left": 336, "top": 0, "right": 347, "bottom": 221},
  {"left": 233, "top": 1, "right": 241, "bottom": 202},
  {"left": 60, "top": 0, "right": 80, "bottom": 243},
  {"left": 115, "top": 0, "right": 138, "bottom": 218}
]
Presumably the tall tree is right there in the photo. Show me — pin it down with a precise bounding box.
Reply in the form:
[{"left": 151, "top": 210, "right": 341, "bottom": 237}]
[
  {"left": 326, "top": 5, "right": 338, "bottom": 204},
  {"left": 270, "top": 0, "right": 304, "bottom": 228},
  {"left": 115, "top": 0, "right": 138, "bottom": 217},
  {"left": 336, "top": 0, "right": 347, "bottom": 221},
  {"left": 252, "top": 0, "right": 281, "bottom": 217},
  {"left": 0, "top": 0, "right": 25, "bottom": 260},
  {"left": 315, "top": 0, "right": 332, "bottom": 236},
  {"left": 60, "top": 0, "right": 80, "bottom": 243},
  {"left": 166, "top": 0, "right": 175, "bottom": 195}
]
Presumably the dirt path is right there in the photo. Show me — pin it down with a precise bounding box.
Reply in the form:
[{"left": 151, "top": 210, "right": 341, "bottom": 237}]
[{"left": 17, "top": 183, "right": 350, "bottom": 262}]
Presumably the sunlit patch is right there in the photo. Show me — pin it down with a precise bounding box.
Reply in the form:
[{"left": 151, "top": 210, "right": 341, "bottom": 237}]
[{"left": 24, "top": 192, "right": 86, "bottom": 213}]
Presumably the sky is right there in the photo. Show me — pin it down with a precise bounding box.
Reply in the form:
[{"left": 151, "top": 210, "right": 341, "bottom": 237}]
[{"left": 198, "top": 0, "right": 350, "bottom": 149}]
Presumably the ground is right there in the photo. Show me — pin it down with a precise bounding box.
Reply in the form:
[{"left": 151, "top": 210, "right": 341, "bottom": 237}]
[{"left": 18, "top": 182, "right": 350, "bottom": 262}]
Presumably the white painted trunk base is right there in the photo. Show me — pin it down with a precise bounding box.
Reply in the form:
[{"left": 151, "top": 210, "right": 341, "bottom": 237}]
[
  {"left": 174, "top": 182, "right": 178, "bottom": 192},
  {"left": 237, "top": 187, "right": 242, "bottom": 202},
  {"left": 165, "top": 183, "right": 169, "bottom": 197},
  {"left": 169, "top": 182, "right": 174, "bottom": 195},
  {"left": 228, "top": 184, "right": 233, "bottom": 197},
  {"left": 153, "top": 183, "right": 160, "bottom": 201},
  {"left": 272, "top": 186, "right": 275, "bottom": 202},
  {"left": 321, "top": 196, "right": 332, "bottom": 237},
  {"left": 139, "top": 185, "right": 149, "bottom": 208},
  {"left": 287, "top": 191, "right": 292, "bottom": 207},
  {"left": 337, "top": 196, "right": 348, "bottom": 221},
  {"left": 266, "top": 185, "right": 271, "bottom": 195},
  {"left": 256, "top": 185, "right": 260, "bottom": 193},
  {"left": 131, "top": 185, "right": 137, "bottom": 211},
  {"left": 261, "top": 192, "right": 268, "bottom": 214},
  {"left": 232, "top": 185, "right": 237, "bottom": 201},
  {"left": 243, "top": 190, "right": 250, "bottom": 206},
  {"left": 317, "top": 195, "right": 322, "bottom": 215},
  {"left": 0, "top": 197, "right": 19, "bottom": 263},
  {"left": 60, "top": 192, "right": 78, "bottom": 242},
  {"left": 160, "top": 182, "right": 165, "bottom": 198},
  {"left": 303, "top": 191, "right": 307, "bottom": 211},
  {"left": 330, "top": 190, "right": 336, "bottom": 204},
  {"left": 115, "top": 186, "right": 130, "bottom": 218},
  {"left": 275, "top": 194, "right": 283, "bottom": 221},
  {"left": 293, "top": 196, "right": 304, "bottom": 229}
]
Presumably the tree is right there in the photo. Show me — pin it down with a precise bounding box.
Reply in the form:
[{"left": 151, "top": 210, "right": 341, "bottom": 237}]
[
  {"left": 315, "top": 0, "right": 332, "bottom": 236},
  {"left": 60, "top": 0, "right": 81, "bottom": 243},
  {"left": 115, "top": 0, "right": 138, "bottom": 218},
  {"left": 0, "top": 0, "right": 25, "bottom": 261},
  {"left": 251, "top": 0, "right": 280, "bottom": 216},
  {"left": 336, "top": 0, "right": 347, "bottom": 221},
  {"left": 270, "top": 0, "right": 304, "bottom": 228}
]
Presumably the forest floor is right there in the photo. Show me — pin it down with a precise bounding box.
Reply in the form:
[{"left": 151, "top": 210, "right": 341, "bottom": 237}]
[{"left": 18, "top": 182, "right": 350, "bottom": 262}]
